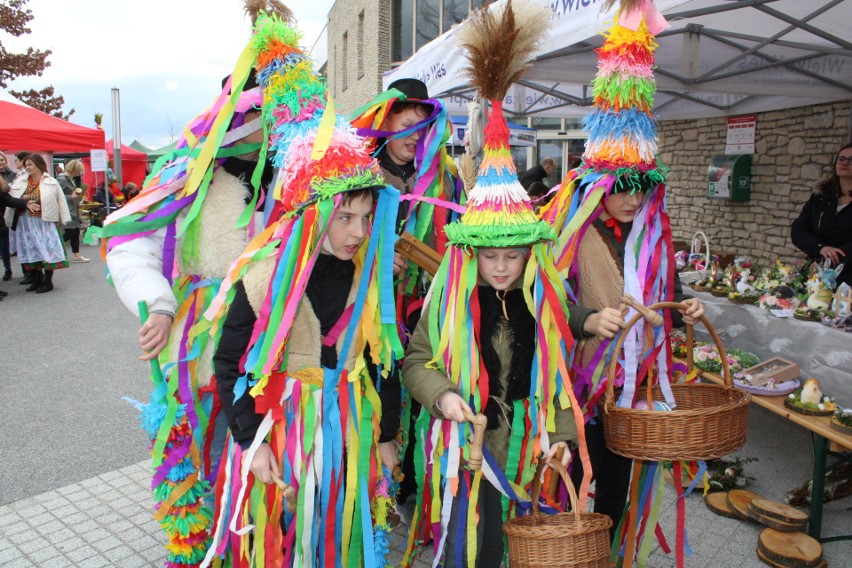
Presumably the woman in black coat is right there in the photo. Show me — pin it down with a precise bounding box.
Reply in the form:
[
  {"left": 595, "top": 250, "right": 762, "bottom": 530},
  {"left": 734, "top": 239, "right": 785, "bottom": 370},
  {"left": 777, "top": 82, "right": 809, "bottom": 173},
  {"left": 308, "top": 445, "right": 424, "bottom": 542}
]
[{"left": 792, "top": 143, "right": 852, "bottom": 287}]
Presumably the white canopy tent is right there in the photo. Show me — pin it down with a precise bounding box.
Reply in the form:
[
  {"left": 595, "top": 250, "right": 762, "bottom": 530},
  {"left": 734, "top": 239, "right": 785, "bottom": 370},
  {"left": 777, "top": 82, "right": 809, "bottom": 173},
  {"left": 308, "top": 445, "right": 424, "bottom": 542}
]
[{"left": 384, "top": 0, "right": 852, "bottom": 120}]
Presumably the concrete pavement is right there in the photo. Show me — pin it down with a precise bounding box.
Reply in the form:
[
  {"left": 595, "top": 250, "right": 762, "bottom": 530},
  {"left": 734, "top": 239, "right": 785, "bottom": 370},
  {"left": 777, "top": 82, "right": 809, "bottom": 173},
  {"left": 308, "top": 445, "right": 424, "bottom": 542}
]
[{"left": 1, "top": 246, "right": 849, "bottom": 566}]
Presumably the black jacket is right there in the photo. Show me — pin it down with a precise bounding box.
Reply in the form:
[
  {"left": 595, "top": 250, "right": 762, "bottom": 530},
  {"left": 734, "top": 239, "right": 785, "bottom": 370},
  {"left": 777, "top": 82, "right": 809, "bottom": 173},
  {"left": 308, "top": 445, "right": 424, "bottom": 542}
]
[
  {"left": 0, "top": 190, "right": 29, "bottom": 233},
  {"left": 214, "top": 254, "right": 402, "bottom": 449},
  {"left": 519, "top": 165, "right": 548, "bottom": 190},
  {"left": 791, "top": 191, "right": 852, "bottom": 286}
]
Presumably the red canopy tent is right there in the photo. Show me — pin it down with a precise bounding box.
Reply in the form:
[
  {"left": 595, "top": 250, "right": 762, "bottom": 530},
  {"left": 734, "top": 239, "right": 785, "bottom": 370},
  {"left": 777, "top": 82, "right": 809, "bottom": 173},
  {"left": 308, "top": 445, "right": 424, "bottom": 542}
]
[
  {"left": 81, "top": 140, "right": 148, "bottom": 196},
  {"left": 0, "top": 90, "right": 105, "bottom": 152}
]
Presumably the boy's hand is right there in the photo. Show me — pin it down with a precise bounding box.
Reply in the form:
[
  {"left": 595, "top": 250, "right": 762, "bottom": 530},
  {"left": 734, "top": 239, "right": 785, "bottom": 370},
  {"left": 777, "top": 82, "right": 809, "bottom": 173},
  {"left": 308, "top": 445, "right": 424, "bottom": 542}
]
[
  {"left": 583, "top": 307, "right": 627, "bottom": 339},
  {"left": 544, "top": 441, "right": 572, "bottom": 468},
  {"left": 138, "top": 312, "right": 172, "bottom": 361},
  {"left": 435, "top": 391, "right": 473, "bottom": 422},
  {"left": 393, "top": 252, "right": 408, "bottom": 276},
  {"left": 679, "top": 297, "right": 704, "bottom": 326},
  {"left": 378, "top": 441, "right": 399, "bottom": 471},
  {"left": 247, "top": 442, "right": 281, "bottom": 485}
]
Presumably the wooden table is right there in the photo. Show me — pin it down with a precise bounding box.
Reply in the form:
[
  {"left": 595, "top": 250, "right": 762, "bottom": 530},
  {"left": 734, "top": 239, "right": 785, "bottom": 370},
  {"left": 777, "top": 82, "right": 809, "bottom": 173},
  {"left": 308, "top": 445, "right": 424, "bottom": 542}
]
[{"left": 692, "top": 366, "right": 852, "bottom": 542}]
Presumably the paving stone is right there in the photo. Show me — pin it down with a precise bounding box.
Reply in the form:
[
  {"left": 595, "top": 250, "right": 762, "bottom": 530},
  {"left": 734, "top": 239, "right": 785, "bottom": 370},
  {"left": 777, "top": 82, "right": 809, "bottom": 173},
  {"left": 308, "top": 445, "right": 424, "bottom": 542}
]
[
  {"left": 0, "top": 546, "right": 26, "bottom": 563},
  {"left": 65, "top": 544, "right": 99, "bottom": 563},
  {"left": 44, "top": 526, "right": 76, "bottom": 545},
  {"left": 91, "top": 535, "right": 124, "bottom": 553},
  {"left": 26, "top": 544, "right": 61, "bottom": 563},
  {"left": 103, "top": 543, "right": 136, "bottom": 563},
  {"left": 16, "top": 536, "right": 51, "bottom": 555}
]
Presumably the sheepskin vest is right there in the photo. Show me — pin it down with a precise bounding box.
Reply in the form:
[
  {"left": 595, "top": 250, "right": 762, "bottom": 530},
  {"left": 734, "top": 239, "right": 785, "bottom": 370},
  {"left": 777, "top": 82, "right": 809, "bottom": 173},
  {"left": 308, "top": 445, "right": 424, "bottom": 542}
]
[
  {"left": 577, "top": 224, "right": 624, "bottom": 367},
  {"left": 241, "top": 255, "right": 361, "bottom": 376},
  {"left": 167, "top": 169, "right": 258, "bottom": 386}
]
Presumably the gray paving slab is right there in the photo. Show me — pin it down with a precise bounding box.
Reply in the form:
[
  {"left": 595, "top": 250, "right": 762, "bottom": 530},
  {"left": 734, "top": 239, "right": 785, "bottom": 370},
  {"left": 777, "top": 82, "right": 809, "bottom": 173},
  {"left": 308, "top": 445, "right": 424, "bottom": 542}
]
[{"left": 2, "top": 246, "right": 850, "bottom": 566}]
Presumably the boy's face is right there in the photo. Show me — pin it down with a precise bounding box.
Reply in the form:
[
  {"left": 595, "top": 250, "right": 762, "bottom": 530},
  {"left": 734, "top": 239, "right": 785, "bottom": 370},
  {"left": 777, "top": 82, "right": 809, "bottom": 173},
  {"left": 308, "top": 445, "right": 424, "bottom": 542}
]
[
  {"left": 382, "top": 106, "right": 428, "bottom": 166},
  {"left": 324, "top": 194, "right": 373, "bottom": 261},
  {"left": 477, "top": 248, "right": 528, "bottom": 291},
  {"left": 601, "top": 190, "right": 645, "bottom": 223}
]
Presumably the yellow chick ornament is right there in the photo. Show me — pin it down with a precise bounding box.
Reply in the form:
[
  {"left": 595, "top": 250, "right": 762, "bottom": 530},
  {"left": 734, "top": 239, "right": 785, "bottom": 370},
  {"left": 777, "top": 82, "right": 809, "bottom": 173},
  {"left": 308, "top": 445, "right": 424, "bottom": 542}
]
[{"left": 799, "top": 378, "right": 823, "bottom": 406}]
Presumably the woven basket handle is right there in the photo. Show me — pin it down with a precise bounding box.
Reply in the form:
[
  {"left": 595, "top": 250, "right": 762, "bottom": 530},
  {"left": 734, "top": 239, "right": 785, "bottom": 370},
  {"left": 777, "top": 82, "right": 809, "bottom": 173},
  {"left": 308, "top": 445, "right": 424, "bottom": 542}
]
[
  {"left": 603, "top": 302, "right": 734, "bottom": 408},
  {"left": 529, "top": 458, "right": 582, "bottom": 526}
]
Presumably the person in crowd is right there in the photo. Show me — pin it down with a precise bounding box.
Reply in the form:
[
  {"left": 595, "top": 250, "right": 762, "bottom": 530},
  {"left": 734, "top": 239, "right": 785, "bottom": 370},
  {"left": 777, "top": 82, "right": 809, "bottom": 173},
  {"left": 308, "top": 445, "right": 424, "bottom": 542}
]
[
  {"left": 201, "top": 12, "right": 405, "bottom": 565},
  {"left": 539, "top": 2, "right": 704, "bottom": 556},
  {"left": 3, "top": 154, "right": 71, "bottom": 293},
  {"left": 0, "top": 176, "right": 41, "bottom": 299},
  {"left": 350, "top": 77, "right": 464, "bottom": 513},
  {"left": 792, "top": 143, "right": 852, "bottom": 287},
  {"left": 14, "top": 152, "right": 28, "bottom": 180},
  {"left": 401, "top": 5, "right": 586, "bottom": 565},
  {"left": 57, "top": 159, "right": 89, "bottom": 263},
  {"left": 518, "top": 156, "right": 556, "bottom": 190},
  {"left": 1, "top": 153, "right": 17, "bottom": 281},
  {"left": 122, "top": 182, "right": 139, "bottom": 202}
]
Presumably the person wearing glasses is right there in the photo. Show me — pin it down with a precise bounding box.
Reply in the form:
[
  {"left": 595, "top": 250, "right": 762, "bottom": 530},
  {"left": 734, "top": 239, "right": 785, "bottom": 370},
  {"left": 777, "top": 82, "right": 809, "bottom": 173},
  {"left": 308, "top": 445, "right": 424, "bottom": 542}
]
[{"left": 792, "top": 144, "right": 852, "bottom": 287}]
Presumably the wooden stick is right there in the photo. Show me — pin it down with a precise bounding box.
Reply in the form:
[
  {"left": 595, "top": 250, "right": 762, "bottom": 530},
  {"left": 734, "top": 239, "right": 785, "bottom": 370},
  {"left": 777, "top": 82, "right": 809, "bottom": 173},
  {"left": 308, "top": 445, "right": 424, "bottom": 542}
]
[
  {"left": 269, "top": 473, "right": 297, "bottom": 513},
  {"left": 462, "top": 411, "right": 488, "bottom": 471},
  {"left": 621, "top": 294, "right": 664, "bottom": 327}
]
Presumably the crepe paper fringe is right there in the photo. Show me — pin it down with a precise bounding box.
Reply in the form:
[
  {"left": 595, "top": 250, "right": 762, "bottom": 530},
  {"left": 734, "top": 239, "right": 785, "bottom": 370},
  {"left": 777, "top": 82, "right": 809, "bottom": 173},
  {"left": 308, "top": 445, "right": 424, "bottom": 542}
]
[
  {"left": 402, "top": 244, "right": 589, "bottom": 567},
  {"left": 202, "top": 186, "right": 403, "bottom": 567},
  {"left": 583, "top": 12, "right": 666, "bottom": 183},
  {"left": 612, "top": 460, "right": 704, "bottom": 568}
]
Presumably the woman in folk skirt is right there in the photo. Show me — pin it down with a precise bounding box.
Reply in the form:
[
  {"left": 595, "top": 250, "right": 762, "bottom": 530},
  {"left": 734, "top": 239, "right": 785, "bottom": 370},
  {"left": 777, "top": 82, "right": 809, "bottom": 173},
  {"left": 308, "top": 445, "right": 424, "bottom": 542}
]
[{"left": 5, "top": 153, "right": 71, "bottom": 293}]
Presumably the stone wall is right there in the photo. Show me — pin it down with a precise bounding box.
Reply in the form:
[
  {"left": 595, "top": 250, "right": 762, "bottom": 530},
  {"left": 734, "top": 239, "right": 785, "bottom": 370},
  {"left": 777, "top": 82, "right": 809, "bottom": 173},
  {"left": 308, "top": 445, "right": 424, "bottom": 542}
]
[
  {"left": 658, "top": 100, "right": 852, "bottom": 267},
  {"left": 327, "top": 0, "right": 392, "bottom": 115}
]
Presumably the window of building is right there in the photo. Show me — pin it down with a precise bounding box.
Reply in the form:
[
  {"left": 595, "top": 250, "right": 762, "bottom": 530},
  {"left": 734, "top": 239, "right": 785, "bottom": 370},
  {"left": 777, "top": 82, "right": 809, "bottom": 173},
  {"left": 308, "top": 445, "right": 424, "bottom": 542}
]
[
  {"left": 392, "top": 0, "right": 414, "bottom": 63},
  {"left": 416, "top": 0, "right": 440, "bottom": 51},
  {"left": 342, "top": 31, "right": 348, "bottom": 91},
  {"left": 443, "top": 0, "right": 467, "bottom": 31},
  {"left": 357, "top": 11, "right": 364, "bottom": 79}
]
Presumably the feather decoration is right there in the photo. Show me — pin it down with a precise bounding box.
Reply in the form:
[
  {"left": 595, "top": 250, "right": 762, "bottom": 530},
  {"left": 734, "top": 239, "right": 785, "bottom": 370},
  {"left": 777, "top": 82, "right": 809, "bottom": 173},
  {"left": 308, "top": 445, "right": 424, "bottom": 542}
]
[
  {"left": 244, "top": 0, "right": 294, "bottom": 24},
  {"left": 455, "top": 0, "right": 551, "bottom": 101}
]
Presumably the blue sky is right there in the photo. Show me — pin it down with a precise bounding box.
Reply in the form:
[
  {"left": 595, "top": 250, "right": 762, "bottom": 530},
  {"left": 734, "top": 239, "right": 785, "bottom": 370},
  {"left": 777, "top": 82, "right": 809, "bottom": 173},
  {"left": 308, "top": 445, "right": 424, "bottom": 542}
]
[{"left": 5, "top": 0, "right": 332, "bottom": 150}]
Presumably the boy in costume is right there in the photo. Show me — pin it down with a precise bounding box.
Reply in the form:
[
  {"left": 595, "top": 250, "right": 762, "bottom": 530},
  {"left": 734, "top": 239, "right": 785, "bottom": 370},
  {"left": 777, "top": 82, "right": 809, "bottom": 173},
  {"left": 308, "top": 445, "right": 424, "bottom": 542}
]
[
  {"left": 540, "top": 0, "right": 703, "bottom": 564},
  {"left": 93, "top": 5, "right": 315, "bottom": 566},
  {"left": 400, "top": 2, "right": 590, "bottom": 566},
  {"left": 197, "top": 12, "right": 404, "bottom": 568}
]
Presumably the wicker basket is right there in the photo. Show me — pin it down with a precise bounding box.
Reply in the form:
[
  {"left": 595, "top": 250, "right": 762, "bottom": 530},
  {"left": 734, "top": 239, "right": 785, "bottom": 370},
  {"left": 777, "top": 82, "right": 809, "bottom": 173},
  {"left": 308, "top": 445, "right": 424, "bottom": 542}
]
[
  {"left": 504, "top": 460, "right": 612, "bottom": 568},
  {"left": 601, "top": 302, "right": 751, "bottom": 462}
]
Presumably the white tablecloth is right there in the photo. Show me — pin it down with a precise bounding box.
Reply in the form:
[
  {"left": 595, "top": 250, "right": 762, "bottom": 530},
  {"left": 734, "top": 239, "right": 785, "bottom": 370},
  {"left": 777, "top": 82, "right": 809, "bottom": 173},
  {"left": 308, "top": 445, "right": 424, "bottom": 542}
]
[{"left": 688, "top": 289, "right": 852, "bottom": 407}]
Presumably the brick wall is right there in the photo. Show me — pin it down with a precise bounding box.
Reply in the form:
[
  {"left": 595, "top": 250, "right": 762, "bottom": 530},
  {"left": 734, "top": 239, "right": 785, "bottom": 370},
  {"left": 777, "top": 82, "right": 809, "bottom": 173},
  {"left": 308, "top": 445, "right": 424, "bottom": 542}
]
[
  {"left": 327, "top": 0, "right": 392, "bottom": 115},
  {"left": 658, "top": 100, "right": 852, "bottom": 266}
]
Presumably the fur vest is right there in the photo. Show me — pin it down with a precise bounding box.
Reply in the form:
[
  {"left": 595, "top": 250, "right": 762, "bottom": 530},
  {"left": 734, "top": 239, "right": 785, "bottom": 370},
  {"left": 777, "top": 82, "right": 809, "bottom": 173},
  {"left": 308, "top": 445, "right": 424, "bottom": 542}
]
[
  {"left": 241, "top": 255, "right": 361, "bottom": 376},
  {"left": 5, "top": 173, "right": 71, "bottom": 226},
  {"left": 477, "top": 285, "right": 536, "bottom": 429},
  {"left": 577, "top": 224, "right": 624, "bottom": 367}
]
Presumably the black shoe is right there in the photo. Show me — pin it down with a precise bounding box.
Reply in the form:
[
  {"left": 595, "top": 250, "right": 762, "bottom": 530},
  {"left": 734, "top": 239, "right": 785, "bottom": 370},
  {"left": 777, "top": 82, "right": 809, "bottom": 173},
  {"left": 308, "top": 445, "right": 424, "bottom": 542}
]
[
  {"left": 0, "top": 290, "right": 8, "bottom": 297},
  {"left": 25, "top": 270, "right": 43, "bottom": 292},
  {"left": 36, "top": 270, "right": 53, "bottom": 293},
  {"left": 2, "top": 270, "right": 11, "bottom": 281},
  {"left": 19, "top": 276, "right": 32, "bottom": 285}
]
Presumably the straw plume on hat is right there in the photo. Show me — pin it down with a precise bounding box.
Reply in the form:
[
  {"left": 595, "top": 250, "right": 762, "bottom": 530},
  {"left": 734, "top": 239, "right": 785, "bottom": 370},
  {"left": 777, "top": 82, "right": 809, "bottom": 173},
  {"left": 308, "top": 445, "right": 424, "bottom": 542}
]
[{"left": 445, "top": 0, "right": 554, "bottom": 248}]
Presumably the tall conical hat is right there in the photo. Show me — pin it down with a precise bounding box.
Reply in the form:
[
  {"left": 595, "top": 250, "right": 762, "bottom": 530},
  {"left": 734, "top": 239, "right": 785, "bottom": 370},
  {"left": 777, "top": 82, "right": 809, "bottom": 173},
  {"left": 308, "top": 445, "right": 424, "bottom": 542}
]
[{"left": 444, "top": 0, "right": 553, "bottom": 248}]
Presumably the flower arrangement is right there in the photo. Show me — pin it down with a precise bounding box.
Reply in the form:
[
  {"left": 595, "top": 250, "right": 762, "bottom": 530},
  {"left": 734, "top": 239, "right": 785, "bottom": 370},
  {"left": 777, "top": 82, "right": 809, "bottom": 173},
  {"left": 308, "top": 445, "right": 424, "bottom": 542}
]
[
  {"left": 669, "top": 331, "right": 759, "bottom": 373},
  {"left": 757, "top": 293, "right": 801, "bottom": 311}
]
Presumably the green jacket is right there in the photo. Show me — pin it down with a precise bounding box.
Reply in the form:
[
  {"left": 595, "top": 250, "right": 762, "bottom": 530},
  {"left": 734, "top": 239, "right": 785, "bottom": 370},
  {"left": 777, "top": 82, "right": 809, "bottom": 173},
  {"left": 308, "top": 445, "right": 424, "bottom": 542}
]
[{"left": 403, "top": 289, "right": 581, "bottom": 470}]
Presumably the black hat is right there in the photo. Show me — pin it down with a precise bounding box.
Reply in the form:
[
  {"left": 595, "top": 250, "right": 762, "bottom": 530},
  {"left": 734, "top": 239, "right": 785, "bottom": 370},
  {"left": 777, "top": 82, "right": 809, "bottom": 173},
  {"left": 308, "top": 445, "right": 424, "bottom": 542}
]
[{"left": 387, "top": 78, "right": 429, "bottom": 101}]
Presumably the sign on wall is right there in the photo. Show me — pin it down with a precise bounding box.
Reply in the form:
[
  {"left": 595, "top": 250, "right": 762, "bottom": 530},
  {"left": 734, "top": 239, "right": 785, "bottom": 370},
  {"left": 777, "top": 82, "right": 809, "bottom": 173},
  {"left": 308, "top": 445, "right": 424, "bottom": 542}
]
[
  {"left": 90, "top": 149, "right": 108, "bottom": 172},
  {"left": 725, "top": 114, "right": 757, "bottom": 154}
]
